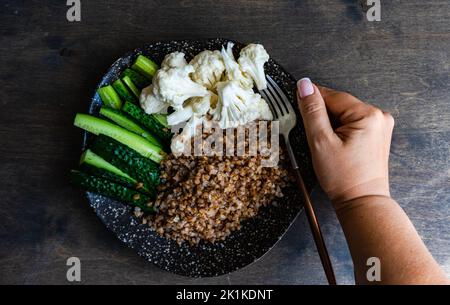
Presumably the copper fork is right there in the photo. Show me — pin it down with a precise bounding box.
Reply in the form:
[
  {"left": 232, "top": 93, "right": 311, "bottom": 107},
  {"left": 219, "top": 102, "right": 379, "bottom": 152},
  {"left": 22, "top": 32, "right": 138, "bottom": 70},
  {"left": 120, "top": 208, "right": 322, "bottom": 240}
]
[{"left": 259, "top": 76, "right": 337, "bottom": 285}]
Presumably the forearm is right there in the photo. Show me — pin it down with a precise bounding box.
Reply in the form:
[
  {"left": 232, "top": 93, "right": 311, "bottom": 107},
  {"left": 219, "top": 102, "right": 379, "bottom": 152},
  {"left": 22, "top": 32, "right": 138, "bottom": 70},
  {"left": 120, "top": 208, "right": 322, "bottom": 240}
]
[{"left": 334, "top": 196, "right": 449, "bottom": 284}]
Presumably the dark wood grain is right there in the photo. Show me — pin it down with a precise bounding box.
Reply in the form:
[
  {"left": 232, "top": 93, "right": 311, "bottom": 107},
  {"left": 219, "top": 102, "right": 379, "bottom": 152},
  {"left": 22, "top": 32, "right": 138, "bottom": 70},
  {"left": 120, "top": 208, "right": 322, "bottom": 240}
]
[{"left": 0, "top": 0, "right": 449, "bottom": 284}]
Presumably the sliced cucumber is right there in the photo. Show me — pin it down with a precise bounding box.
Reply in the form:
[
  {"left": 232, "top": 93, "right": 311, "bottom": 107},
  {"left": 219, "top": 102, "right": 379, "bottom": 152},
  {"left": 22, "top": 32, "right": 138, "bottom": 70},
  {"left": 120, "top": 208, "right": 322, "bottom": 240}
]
[
  {"left": 80, "top": 149, "right": 132, "bottom": 179},
  {"left": 152, "top": 113, "right": 169, "bottom": 128},
  {"left": 131, "top": 55, "right": 159, "bottom": 79},
  {"left": 97, "top": 85, "right": 122, "bottom": 109},
  {"left": 122, "top": 101, "right": 173, "bottom": 146},
  {"left": 70, "top": 170, "right": 155, "bottom": 213},
  {"left": 122, "top": 76, "right": 140, "bottom": 98},
  {"left": 90, "top": 134, "right": 160, "bottom": 188},
  {"left": 112, "top": 79, "right": 136, "bottom": 103},
  {"left": 99, "top": 106, "right": 162, "bottom": 147},
  {"left": 81, "top": 148, "right": 156, "bottom": 196},
  {"left": 74, "top": 113, "right": 165, "bottom": 163},
  {"left": 121, "top": 68, "right": 150, "bottom": 89},
  {"left": 79, "top": 163, "right": 135, "bottom": 190}
]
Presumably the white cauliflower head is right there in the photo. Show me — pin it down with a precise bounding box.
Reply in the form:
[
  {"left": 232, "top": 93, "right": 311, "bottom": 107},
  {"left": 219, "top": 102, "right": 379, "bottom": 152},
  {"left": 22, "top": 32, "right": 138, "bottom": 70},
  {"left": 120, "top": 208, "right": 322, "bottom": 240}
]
[
  {"left": 190, "top": 50, "right": 225, "bottom": 90},
  {"left": 152, "top": 56, "right": 208, "bottom": 107},
  {"left": 139, "top": 85, "right": 169, "bottom": 114},
  {"left": 238, "top": 43, "right": 270, "bottom": 90},
  {"left": 161, "top": 51, "right": 188, "bottom": 69},
  {"left": 221, "top": 42, "right": 254, "bottom": 90},
  {"left": 213, "top": 80, "right": 273, "bottom": 129},
  {"left": 166, "top": 91, "right": 217, "bottom": 126}
]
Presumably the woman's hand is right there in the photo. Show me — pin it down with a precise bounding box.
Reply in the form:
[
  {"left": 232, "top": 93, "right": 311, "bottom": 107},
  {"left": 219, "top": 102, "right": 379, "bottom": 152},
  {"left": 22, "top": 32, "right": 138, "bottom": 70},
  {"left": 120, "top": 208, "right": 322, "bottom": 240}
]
[
  {"left": 296, "top": 78, "right": 394, "bottom": 207},
  {"left": 296, "top": 78, "right": 449, "bottom": 284}
]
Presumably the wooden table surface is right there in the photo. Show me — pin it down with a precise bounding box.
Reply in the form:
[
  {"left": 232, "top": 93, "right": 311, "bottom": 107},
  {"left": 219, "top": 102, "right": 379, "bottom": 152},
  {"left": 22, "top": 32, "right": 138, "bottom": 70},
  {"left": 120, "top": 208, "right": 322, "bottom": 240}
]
[{"left": 0, "top": 0, "right": 449, "bottom": 284}]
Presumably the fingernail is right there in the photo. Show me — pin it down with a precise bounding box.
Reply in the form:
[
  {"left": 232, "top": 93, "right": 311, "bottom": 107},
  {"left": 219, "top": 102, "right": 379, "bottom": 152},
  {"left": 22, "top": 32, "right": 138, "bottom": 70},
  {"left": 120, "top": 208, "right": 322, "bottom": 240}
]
[{"left": 297, "top": 77, "right": 314, "bottom": 98}]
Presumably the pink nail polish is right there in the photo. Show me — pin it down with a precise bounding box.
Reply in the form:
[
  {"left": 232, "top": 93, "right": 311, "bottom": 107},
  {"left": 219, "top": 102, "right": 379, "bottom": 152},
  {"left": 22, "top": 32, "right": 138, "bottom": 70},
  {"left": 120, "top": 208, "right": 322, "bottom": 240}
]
[{"left": 297, "top": 77, "right": 314, "bottom": 98}]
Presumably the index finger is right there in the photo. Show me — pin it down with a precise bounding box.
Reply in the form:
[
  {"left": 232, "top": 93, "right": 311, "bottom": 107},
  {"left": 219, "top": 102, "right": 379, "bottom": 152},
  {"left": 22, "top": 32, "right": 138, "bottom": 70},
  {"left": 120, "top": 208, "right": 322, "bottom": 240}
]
[{"left": 317, "top": 85, "right": 369, "bottom": 123}]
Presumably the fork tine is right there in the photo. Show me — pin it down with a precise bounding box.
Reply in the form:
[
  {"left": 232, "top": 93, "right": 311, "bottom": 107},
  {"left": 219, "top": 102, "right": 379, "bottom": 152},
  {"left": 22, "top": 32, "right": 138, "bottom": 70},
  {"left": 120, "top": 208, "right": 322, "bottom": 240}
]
[
  {"left": 259, "top": 90, "right": 279, "bottom": 119},
  {"left": 265, "top": 81, "right": 286, "bottom": 116},
  {"left": 263, "top": 85, "right": 285, "bottom": 117},
  {"left": 267, "top": 76, "right": 294, "bottom": 114}
]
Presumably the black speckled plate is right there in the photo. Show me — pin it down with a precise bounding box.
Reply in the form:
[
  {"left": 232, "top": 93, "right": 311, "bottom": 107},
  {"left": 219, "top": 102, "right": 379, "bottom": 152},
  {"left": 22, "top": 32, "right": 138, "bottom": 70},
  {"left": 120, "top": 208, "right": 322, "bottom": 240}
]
[{"left": 83, "top": 38, "right": 315, "bottom": 277}]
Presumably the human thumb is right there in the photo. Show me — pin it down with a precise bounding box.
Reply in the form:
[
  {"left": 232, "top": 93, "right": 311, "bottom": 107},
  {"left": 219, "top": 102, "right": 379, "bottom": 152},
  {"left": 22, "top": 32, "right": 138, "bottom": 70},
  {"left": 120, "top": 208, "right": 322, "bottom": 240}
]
[{"left": 297, "top": 78, "right": 333, "bottom": 142}]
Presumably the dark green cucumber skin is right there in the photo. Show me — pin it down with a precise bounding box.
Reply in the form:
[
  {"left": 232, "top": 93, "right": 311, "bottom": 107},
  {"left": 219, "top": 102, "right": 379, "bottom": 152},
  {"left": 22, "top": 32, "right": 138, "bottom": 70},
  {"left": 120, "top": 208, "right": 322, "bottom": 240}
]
[
  {"left": 80, "top": 163, "right": 135, "bottom": 187},
  {"left": 121, "top": 68, "right": 150, "bottom": 89},
  {"left": 90, "top": 135, "right": 160, "bottom": 188},
  {"left": 122, "top": 101, "right": 173, "bottom": 147},
  {"left": 70, "top": 170, "right": 155, "bottom": 213},
  {"left": 79, "top": 163, "right": 154, "bottom": 197},
  {"left": 112, "top": 79, "right": 136, "bottom": 103}
]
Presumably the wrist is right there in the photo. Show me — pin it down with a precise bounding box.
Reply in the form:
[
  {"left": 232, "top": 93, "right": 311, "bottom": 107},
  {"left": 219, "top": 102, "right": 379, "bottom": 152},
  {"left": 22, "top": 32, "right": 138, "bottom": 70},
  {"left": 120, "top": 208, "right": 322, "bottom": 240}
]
[
  {"left": 332, "top": 194, "right": 393, "bottom": 214},
  {"left": 329, "top": 177, "right": 391, "bottom": 210}
]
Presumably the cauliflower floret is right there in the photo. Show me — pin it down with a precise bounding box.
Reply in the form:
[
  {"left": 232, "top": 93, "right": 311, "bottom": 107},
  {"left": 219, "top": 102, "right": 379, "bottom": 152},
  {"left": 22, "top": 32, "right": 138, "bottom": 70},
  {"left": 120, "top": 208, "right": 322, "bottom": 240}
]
[
  {"left": 167, "top": 106, "right": 194, "bottom": 126},
  {"left": 189, "top": 91, "right": 218, "bottom": 115},
  {"left": 167, "top": 91, "right": 217, "bottom": 126},
  {"left": 139, "top": 85, "right": 168, "bottom": 114},
  {"left": 152, "top": 58, "right": 208, "bottom": 107},
  {"left": 161, "top": 51, "right": 188, "bottom": 69},
  {"left": 213, "top": 80, "right": 273, "bottom": 129},
  {"left": 238, "top": 44, "right": 270, "bottom": 90},
  {"left": 190, "top": 50, "right": 225, "bottom": 90},
  {"left": 221, "top": 42, "right": 253, "bottom": 90},
  {"left": 141, "top": 52, "right": 209, "bottom": 117},
  {"left": 170, "top": 115, "right": 205, "bottom": 156},
  {"left": 243, "top": 95, "right": 273, "bottom": 122}
]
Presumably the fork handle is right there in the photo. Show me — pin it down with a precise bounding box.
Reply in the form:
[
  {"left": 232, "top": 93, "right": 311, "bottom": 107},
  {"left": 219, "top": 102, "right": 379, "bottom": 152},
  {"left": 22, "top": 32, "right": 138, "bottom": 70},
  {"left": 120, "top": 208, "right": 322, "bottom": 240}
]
[{"left": 285, "top": 140, "right": 337, "bottom": 285}]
